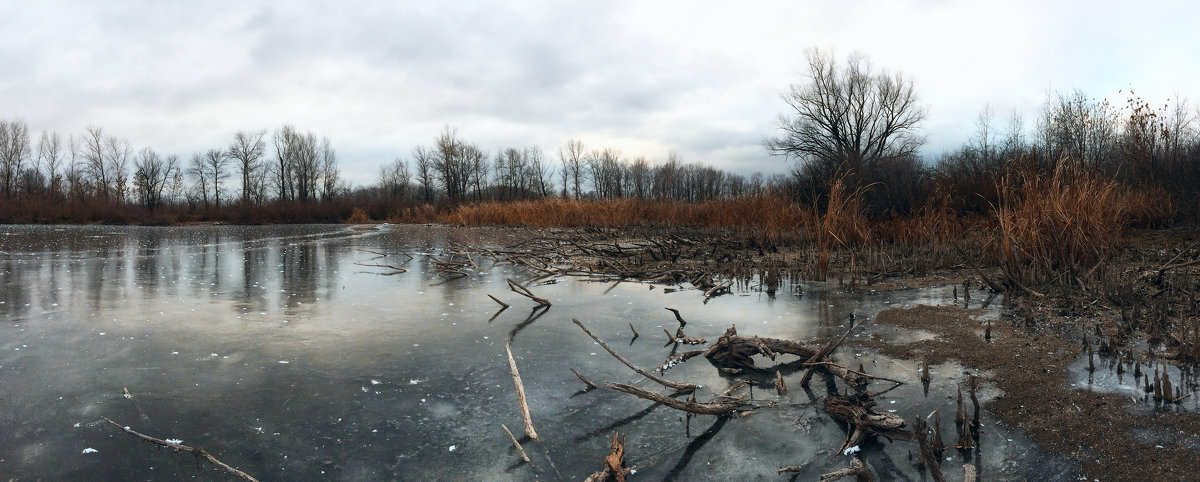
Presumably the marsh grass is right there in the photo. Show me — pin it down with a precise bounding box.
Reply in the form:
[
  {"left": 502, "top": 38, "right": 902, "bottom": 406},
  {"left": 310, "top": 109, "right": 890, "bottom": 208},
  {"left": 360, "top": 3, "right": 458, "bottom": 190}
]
[{"left": 995, "top": 158, "right": 1171, "bottom": 288}]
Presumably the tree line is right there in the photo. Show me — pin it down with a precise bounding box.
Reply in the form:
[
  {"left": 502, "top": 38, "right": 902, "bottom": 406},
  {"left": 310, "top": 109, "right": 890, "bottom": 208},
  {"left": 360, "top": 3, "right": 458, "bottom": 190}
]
[
  {"left": 0, "top": 123, "right": 346, "bottom": 222},
  {"left": 4, "top": 48, "right": 1199, "bottom": 225},
  {"left": 374, "top": 126, "right": 774, "bottom": 207}
]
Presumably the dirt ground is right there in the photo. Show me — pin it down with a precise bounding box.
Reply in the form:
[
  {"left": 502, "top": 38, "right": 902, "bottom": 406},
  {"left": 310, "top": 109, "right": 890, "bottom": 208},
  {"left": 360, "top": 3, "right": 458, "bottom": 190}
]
[{"left": 862, "top": 304, "right": 1200, "bottom": 481}]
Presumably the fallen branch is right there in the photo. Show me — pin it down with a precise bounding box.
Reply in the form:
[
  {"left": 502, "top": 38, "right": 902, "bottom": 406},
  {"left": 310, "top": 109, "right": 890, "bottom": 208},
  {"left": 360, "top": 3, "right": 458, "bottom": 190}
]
[
  {"left": 584, "top": 432, "right": 632, "bottom": 482},
  {"left": 573, "top": 318, "right": 697, "bottom": 392},
  {"left": 488, "top": 294, "right": 510, "bottom": 309},
  {"left": 702, "top": 326, "right": 818, "bottom": 369},
  {"left": 823, "top": 396, "right": 914, "bottom": 451},
  {"left": 663, "top": 329, "right": 706, "bottom": 346},
  {"left": 820, "top": 457, "right": 874, "bottom": 482},
  {"left": 102, "top": 417, "right": 259, "bottom": 482},
  {"left": 800, "top": 316, "right": 860, "bottom": 389},
  {"left": 352, "top": 261, "right": 407, "bottom": 272},
  {"left": 912, "top": 415, "right": 946, "bottom": 482},
  {"left": 606, "top": 383, "right": 739, "bottom": 415},
  {"left": 505, "top": 343, "right": 539, "bottom": 441},
  {"left": 570, "top": 367, "right": 600, "bottom": 390},
  {"left": 501, "top": 423, "right": 532, "bottom": 465},
  {"left": 659, "top": 350, "right": 705, "bottom": 373},
  {"left": 508, "top": 278, "right": 552, "bottom": 306}
]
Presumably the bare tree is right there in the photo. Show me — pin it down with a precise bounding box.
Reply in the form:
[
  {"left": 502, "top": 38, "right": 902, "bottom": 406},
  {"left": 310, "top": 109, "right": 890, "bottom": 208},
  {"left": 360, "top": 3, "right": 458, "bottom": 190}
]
[
  {"left": 766, "top": 49, "right": 926, "bottom": 197},
  {"left": 628, "top": 156, "right": 650, "bottom": 199},
  {"left": 202, "top": 148, "right": 230, "bottom": 208},
  {"left": 525, "top": 145, "right": 553, "bottom": 198},
  {"left": 413, "top": 145, "right": 435, "bottom": 202},
  {"left": 379, "top": 157, "right": 412, "bottom": 201},
  {"left": 228, "top": 129, "right": 266, "bottom": 205},
  {"left": 188, "top": 153, "right": 211, "bottom": 208},
  {"left": 133, "top": 147, "right": 178, "bottom": 211},
  {"left": 558, "top": 139, "right": 586, "bottom": 198},
  {"left": 319, "top": 137, "right": 338, "bottom": 201},
  {"left": 37, "top": 130, "right": 63, "bottom": 198},
  {"left": 105, "top": 136, "right": 132, "bottom": 203},
  {"left": 81, "top": 127, "right": 112, "bottom": 201},
  {"left": 1, "top": 120, "right": 32, "bottom": 198}
]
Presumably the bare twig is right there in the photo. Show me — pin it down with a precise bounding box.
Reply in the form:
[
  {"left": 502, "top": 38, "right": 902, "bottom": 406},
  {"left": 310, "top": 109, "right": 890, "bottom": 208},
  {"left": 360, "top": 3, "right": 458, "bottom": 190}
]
[
  {"left": 573, "top": 318, "right": 697, "bottom": 392},
  {"left": 570, "top": 367, "right": 600, "bottom": 390},
  {"left": 505, "top": 343, "right": 539, "bottom": 441},
  {"left": 501, "top": 423, "right": 532, "bottom": 465},
  {"left": 800, "top": 316, "right": 859, "bottom": 388},
  {"left": 353, "top": 261, "right": 407, "bottom": 272},
  {"left": 508, "top": 278, "right": 552, "bottom": 306},
  {"left": 606, "top": 383, "right": 739, "bottom": 415},
  {"left": 488, "top": 294, "right": 510, "bottom": 309},
  {"left": 102, "top": 417, "right": 259, "bottom": 482}
]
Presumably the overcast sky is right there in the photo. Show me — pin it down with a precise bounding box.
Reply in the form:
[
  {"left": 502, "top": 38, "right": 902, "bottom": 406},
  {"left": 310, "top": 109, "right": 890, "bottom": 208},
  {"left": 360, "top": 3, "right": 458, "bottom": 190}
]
[{"left": 3, "top": 1, "right": 1197, "bottom": 186}]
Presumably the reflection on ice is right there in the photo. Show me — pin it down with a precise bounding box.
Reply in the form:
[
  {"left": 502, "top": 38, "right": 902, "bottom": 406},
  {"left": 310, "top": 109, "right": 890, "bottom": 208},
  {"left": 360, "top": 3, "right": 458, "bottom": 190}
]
[{"left": 0, "top": 224, "right": 1077, "bottom": 480}]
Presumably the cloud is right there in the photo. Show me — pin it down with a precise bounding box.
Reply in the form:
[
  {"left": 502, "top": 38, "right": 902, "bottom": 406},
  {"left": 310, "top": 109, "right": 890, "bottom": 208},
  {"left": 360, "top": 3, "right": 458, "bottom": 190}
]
[{"left": 2, "top": 0, "right": 1198, "bottom": 186}]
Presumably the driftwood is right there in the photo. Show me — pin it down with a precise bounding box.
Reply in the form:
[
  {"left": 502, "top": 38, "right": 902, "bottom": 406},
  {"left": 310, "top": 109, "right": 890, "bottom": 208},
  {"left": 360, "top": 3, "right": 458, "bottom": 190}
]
[
  {"left": 501, "top": 423, "right": 532, "bottom": 465},
  {"left": 505, "top": 343, "right": 539, "bottom": 441},
  {"left": 508, "top": 278, "right": 552, "bottom": 306},
  {"left": 102, "top": 417, "right": 259, "bottom": 482},
  {"left": 800, "top": 315, "right": 860, "bottom": 388},
  {"left": 820, "top": 457, "right": 875, "bottom": 482},
  {"left": 571, "top": 367, "right": 600, "bottom": 390},
  {"left": 352, "top": 261, "right": 407, "bottom": 273},
  {"left": 664, "top": 329, "right": 707, "bottom": 346},
  {"left": 659, "top": 350, "right": 705, "bottom": 373},
  {"left": 702, "top": 326, "right": 818, "bottom": 369},
  {"left": 573, "top": 318, "right": 698, "bottom": 392},
  {"left": 606, "top": 383, "right": 740, "bottom": 415},
  {"left": 776, "top": 370, "right": 788, "bottom": 396},
  {"left": 584, "top": 432, "right": 632, "bottom": 482},
  {"left": 488, "top": 294, "right": 510, "bottom": 309},
  {"left": 912, "top": 415, "right": 947, "bottom": 482},
  {"left": 823, "top": 396, "right": 914, "bottom": 452}
]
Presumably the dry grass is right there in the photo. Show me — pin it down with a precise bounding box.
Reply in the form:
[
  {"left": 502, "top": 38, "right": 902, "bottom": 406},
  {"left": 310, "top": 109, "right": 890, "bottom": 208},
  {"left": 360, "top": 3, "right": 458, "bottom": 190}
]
[
  {"left": 994, "top": 157, "right": 1171, "bottom": 284},
  {"left": 345, "top": 207, "right": 372, "bottom": 224},
  {"left": 440, "top": 194, "right": 814, "bottom": 244}
]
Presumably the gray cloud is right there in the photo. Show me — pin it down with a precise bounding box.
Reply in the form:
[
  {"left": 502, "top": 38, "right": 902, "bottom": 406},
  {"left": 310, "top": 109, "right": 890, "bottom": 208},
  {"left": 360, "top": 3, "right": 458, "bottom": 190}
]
[{"left": 2, "top": 0, "right": 1198, "bottom": 186}]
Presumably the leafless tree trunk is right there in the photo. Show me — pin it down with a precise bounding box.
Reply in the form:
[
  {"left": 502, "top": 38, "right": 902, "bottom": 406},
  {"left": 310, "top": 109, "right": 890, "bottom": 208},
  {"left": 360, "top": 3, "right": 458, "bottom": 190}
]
[
  {"left": 559, "top": 139, "right": 585, "bottom": 198},
  {"left": 37, "top": 130, "right": 63, "bottom": 198},
  {"left": 413, "top": 145, "right": 435, "bottom": 202},
  {"left": 766, "top": 48, "right": 926, "bottom": 201},
  {"left": 229, "top": 129, "right": 266, "bottom": 205},
  {"left": 203, "top": 148, "right": 229, "bottom": 208}
]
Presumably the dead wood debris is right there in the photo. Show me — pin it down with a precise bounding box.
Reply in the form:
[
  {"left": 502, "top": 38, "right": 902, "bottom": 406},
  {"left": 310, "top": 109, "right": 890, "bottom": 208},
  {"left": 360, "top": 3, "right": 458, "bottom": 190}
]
[
  {"left": 912, "top": 414, "right": 947, "bottom": 482},
  {"left": 606, "top": 383, "right": 741, "bottom": 415},
  {"left": 573, "top": 318, "right": 698, "bottom": 392},
  {"left": 505, "top": 342, "right": 539, "bottom": 441},
  {"left": 819, "top": 457, "right": 875, "bottom": 482},
  {"left": 487, "top": 294, "right": 510, "bottom": 309},
  {"left": 571, "top": 367, "right": 600, "bottom": 390},
  {"left": 508, "top": 278, "right": 552, "bottom": 307},
  {"left": 824, "top": 395, "right": 915, "bottom": 452},
  {"left": 584, "top": 433, "right": 632, "bottom": 482},
  {"left": 501, "top": 423, "right": 532, "bottom": 465},
  {"left": 102, "top": 417, "right": 259, "bottom": 482}
]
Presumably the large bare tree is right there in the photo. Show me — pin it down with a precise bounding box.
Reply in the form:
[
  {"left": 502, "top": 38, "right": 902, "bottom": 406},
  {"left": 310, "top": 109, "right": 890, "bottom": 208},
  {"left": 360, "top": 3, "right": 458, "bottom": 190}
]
[
  {"left": 228, "top": 129, "right": 266, "bottom": 205},
  {"left": 766, "top": 49, "right": 926, "bottom": 196}
]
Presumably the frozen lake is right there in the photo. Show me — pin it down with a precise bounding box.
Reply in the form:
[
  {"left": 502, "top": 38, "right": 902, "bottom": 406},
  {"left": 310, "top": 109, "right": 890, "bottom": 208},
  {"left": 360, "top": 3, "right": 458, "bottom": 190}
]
[{"left": 0, "top": 224, "right": 1075, "bottom": 480}]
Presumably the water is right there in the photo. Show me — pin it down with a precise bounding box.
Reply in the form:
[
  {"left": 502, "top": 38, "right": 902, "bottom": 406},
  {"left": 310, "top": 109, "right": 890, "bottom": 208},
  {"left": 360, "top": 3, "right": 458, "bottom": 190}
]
[{"left": 0, "top": 224, "right": 1074, "bottom": 480}]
